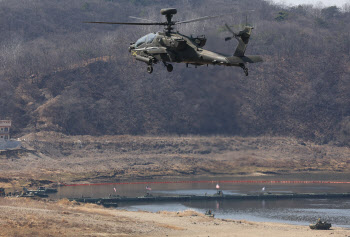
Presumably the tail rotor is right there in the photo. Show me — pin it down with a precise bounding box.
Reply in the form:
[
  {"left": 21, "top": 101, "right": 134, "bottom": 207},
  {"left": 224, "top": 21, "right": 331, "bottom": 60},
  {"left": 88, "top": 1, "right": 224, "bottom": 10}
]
[
  {"left": 224, "top": 22, "right": 257, "bottom": 76},
  {"left": 224, "top": 23, "right": 238, "bottom": 42}
]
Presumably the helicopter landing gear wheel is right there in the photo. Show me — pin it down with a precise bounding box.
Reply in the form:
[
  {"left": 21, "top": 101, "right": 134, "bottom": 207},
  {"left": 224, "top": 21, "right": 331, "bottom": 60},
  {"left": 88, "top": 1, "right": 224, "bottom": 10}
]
[
  {"left": 166, "top": 64, "right": 173, "bottom": 72},
  {"left": 147, "top": 65, "right": 153, "bottom": 74}
]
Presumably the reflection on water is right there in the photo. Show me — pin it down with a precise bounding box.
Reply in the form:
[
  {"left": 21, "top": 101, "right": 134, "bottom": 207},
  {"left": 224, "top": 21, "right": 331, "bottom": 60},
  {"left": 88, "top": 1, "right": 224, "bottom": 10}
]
[
  {"left": 52, "top": 174, "right": 350, "bottom": 228},
  {"left": 53, "top": 182, "right": 349, "bottom": 199},
  {"left": 118, "top": 198, "right": 350, "bottom": 228}
]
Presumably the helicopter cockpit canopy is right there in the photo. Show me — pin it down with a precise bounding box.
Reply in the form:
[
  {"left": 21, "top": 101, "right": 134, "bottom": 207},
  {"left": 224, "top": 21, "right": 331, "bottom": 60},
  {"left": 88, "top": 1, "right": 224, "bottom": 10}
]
[{"left": 135, "top": 33, "right": 157, "bottom": 48}]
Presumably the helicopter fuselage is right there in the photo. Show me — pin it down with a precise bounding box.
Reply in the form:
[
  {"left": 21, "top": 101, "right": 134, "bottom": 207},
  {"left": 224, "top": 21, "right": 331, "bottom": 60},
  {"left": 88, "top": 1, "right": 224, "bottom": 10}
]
[
  {"left": 86, "top": 8, "right": 262, "bottom": 75},
  {"left": 129, "top": 31, "right": 262, "bottom": 74}
]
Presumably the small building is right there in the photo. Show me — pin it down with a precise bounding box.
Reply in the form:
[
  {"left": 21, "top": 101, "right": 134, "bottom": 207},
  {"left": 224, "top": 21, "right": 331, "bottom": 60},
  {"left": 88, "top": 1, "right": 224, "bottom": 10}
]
[{"left": 0, "top": 120, "right": 11, "bottom": 141}]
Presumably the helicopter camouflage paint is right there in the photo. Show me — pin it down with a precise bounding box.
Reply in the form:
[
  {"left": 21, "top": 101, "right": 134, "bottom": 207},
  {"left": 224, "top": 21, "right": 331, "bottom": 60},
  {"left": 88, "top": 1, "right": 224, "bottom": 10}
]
[{"left": 86, "top": 8, "right": 262, "bottom": 76}]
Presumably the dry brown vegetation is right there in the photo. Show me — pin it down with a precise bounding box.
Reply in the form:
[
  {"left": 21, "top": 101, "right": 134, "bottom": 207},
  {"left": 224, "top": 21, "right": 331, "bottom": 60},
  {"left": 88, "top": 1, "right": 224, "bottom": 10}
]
[
  {"left": 0, "top": 132, "right": 349, "bottom": 190},
  {"left": 0, "top": 0, "right": 350, "bottom": 146}
]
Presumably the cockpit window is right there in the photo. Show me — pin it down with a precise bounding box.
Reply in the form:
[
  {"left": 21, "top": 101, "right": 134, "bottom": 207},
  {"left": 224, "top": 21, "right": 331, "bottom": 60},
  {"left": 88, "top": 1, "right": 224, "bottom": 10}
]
[
  {"left": 135, "top": 33, "right": 156, "bottom": 47},
  {"left": 146, "top": 33, "right": 156, "bottom": 43}
]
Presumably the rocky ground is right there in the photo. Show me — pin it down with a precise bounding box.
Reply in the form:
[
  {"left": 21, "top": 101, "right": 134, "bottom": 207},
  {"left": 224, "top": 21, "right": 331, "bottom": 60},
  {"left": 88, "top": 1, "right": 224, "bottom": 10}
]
[
  {"left": 0, "top": 197, "right": 349, "bottom": 237},
  {"left": 1, "top": 132, "right": 350, "bottom": 190}
]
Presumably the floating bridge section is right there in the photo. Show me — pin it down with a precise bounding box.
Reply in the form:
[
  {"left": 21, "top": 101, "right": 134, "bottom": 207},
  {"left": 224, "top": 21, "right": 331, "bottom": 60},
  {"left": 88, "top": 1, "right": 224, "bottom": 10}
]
[{"left": 69, "top": 192, "right": 350, "bottom": 207}]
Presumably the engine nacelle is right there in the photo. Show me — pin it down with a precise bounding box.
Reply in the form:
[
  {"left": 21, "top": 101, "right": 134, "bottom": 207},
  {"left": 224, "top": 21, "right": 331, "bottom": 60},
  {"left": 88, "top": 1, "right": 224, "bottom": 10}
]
[
  {"left": 193, "top": 35, "right": 207, "bottom": 47},
  {"left": 159, "top": 37, "right": 187, "bottom": 51}
]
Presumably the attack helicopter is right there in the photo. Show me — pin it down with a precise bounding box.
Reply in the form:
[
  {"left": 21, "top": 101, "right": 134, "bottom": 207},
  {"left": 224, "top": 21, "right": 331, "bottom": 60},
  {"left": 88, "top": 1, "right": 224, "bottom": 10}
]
[{"left": 85, "top": 8, "right": 262, "bottom": 76}]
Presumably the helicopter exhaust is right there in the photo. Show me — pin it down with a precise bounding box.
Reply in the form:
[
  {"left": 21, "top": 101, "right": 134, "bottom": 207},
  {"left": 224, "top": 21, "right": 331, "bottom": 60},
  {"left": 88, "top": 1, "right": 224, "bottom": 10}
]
[{"left": 135, "top": 55, "right": 152, "bottom": 64}]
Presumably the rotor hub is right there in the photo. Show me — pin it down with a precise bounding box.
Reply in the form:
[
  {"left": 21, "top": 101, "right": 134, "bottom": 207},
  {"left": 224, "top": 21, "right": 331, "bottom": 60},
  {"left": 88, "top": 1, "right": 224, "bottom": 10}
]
[{"left": 160, "top": 8, "right": 177, "bottom": 33}]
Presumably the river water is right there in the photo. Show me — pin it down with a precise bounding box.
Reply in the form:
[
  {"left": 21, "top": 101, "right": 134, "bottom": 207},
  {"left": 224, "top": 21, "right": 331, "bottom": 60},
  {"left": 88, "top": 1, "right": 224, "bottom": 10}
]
[{"left": 52, "top": 174, "right": 350, "bottom": 228}]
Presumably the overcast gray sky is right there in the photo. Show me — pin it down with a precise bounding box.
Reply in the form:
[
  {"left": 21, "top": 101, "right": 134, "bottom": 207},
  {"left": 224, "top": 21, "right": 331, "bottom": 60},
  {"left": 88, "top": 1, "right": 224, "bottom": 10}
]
[{"left": 269, "top": 0, "right": 350, "bottom": 7}]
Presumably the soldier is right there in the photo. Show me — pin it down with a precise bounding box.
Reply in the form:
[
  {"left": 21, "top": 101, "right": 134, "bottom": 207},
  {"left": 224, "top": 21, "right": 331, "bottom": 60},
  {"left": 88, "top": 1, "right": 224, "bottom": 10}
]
[{"left": 0, "top": 188, "right": 5, "bottom": 197}]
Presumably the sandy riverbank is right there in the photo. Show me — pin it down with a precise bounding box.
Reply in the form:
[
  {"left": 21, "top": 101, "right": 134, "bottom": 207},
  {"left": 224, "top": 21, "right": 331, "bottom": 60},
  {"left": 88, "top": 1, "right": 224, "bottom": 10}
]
[{"left": 0, "top": 197, "right": 349, "bottom": 237}]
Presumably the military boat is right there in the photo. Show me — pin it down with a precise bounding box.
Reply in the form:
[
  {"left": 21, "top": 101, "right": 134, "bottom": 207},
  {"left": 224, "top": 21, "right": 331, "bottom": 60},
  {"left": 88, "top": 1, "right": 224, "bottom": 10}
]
[{"left": 309, "top": 219, "right": 332, "bottom": 230}]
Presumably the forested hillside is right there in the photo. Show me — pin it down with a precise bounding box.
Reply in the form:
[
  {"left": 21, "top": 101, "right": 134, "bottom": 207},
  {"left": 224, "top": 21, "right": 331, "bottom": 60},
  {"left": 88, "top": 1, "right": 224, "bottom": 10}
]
[{"left": 0, "top": 0, "right": 349, "bottom": 145}]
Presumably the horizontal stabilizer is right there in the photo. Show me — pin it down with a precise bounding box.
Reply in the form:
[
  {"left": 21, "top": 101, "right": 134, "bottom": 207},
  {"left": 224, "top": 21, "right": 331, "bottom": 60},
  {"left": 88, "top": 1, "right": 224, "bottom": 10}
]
[
  {"left": 241, "top": 55, "right": 263, "bottom": 63},
  {"left": 227, "top": 55, "right": 263, "bottom": 64}
]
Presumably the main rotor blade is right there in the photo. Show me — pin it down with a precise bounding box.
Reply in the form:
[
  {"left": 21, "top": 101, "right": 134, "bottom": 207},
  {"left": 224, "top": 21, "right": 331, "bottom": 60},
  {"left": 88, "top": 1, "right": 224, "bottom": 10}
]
[
  {"left": 176, "top": 9, "right": 254, "bottom": 25},
  {"left": 129, "top": 16, "right": 156, "bottom": 22},
  {"left": 84, "top": 21, "right": 165, "bottom": 26},
  {"left": 175, "top": 14, "right": 229, "bottom": 25},
  {"left": 175, "top": 15, "right": 224, "bottom": 25}
]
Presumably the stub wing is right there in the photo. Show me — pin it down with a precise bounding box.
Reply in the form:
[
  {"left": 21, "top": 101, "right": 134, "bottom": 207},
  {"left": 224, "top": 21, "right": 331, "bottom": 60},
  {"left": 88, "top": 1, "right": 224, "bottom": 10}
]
[
  {"left": 144, "top": 47, "right": 167, "bottom": 54},
  {"left": 241, "top": 55, "right": 263, "bottom": 63},
  {"left": 133, "top": 47, "right": 167, "bottom": 55}
]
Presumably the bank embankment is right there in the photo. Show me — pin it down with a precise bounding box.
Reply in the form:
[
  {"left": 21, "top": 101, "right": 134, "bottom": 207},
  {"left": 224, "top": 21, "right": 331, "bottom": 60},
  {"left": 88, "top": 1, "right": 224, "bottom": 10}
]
[{"left": 1, "top": 132, "right": 349, "bottom": 190}]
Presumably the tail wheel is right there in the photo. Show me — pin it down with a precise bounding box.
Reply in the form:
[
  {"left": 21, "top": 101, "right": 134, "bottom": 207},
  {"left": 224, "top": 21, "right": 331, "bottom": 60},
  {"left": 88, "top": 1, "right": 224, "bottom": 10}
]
[
  {"left": 147, "top": 65, "right": 153, "bottom": 74},
  {"left": 240, "top": 64, "right": 249, "bottom": 76},
  {"left": 166, "top": 64, "right": 173, "bottom": 72},
  {"left": 244, "top": 68, "right": 249, "bottom": 76}
]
